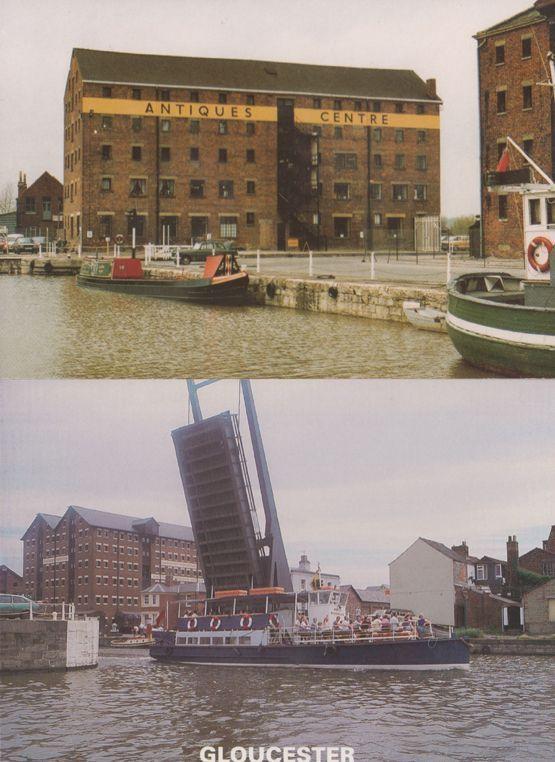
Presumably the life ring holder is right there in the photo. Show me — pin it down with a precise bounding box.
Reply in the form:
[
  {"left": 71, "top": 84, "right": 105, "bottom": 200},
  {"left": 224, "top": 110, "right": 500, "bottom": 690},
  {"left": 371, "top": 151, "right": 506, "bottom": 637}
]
[
  {"left": 240, "top": 614, "right": 253, "bottom": 630},
  {"left": 115, "top": 234, "right": 124, "bottom": 246},
  {"left": 210, "top": 616, "right": 221, "bottom": 631},
  {"left": 527, "top": 236, "right": 552, "bottom": 273},
  {"left": 268, "top": 613, "right": 279, "bottom": 629},
  {"left": 187, "top": 617, "right": 198, "bottom": 631}
]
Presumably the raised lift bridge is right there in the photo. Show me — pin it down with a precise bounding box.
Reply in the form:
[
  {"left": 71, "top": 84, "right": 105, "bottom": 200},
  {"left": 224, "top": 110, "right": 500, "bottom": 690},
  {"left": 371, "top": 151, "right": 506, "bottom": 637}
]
[{"left": 171, "top": 380, "right": 292, "bottom": 595}]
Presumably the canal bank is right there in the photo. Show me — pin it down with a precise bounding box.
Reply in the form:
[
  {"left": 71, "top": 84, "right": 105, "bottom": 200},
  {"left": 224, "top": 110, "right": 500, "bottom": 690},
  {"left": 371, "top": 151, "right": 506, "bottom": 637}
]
[{"left": 466, "top": 637, "right": 555, "bottom": 656}]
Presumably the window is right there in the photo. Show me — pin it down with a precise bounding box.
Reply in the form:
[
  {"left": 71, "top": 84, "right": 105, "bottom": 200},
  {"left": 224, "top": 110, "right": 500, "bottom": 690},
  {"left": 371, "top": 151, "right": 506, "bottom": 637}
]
[
  {"left": 394, "top": 129, "right": 404, "bottom": 143},
  {"left": 246, "top": 122, "right": 255, "bottom": 136},
  {"left": 131, "top": 146, "right": 142, "bottom": 161},
  {"left": 372, "top": 100, "right": 381, "bottom": 112},
  {"left": 161, "top": 119, "right": 170, "bottom": 132},
  {"left": 102, "top": 86, "right": 112, "bottom": 98},
  {"left": 129, "top": 178, "right": 146, "bottom": 197},
  {"left": 354, "top": 100, "right": 362, "bottom": 111},
  {"left": 333, "top": 217, "right": 351, "bottom": 238},
  {"left": 101, "top": 144, "right": 112, "bottom": 160},
  {"left": 499, "top": 195, "right": 508, "bottom": 221},
  {"left": 220, "top": 216, "right": 237, "bottom": 237},
  {"left": 476, "top": 565, "right": 486, "bottom": 581},
  {"left": 313, "top": 98, "right": 321, "bottom": 109},
  {"left": 131, "top": 117, "right": 142, "bottom": 132},
  {"left": 416, "top": 104, "right": 426, "bottom": 114},
  {"left": 370, "top": 183, "right": 382, "bottom": 200},
  {"left": 522, "top": 37, "right": 532, "bottom": 59},
  {"left": 246, "top": 180, "right": 256, "bottom": 195},
  {"left": 160, "top": 89, "right": 170, "bottom": 101},
  {"left": 417, "top": 130, "right": 427, "bottom": 143},
  {"left": 333, "top": 99, "right": 342, "bottom": 110},
  {"left": 218, "top": 120, "right": 228, "bottom": 134},
  {"left": 395, "top": 102, "right": 405, "bottom": 113},
  {"left": 160, "top": 147, "right": 170, "bottom": 162},
  {"left": 495, "top": 44, "right": 505, "bottom": 65},
  {"left": 189, "top": 120, "right": 200, "bottom": 134},
  {"left": 190, "top": 91, "right": 199, "bottom": 102},
  {"left": 523, "top": 139, "right": 534, "bottom": 157},
  {"left": 101, "top": 116, "right": 113, "bottom": 129},
  {"left": 218, "top": 92, "right": 227, "bottom": 104},
  {"left": 159, "top": 179, "right": 175, "bottom": 197},
  {"left": 131, "top": 88, "right": 141, "bottom": 100},
  {"left": 334, "top": 153, "right": 357, "bottom": 170},
  {"left": 246, "top": 212, "right": 255, "bottom": 226},
  {"left": 547, "top": 200, "right": 555, "bottom": 226},
  {"left": 190, "top": 180, "right": 204, "bottom": 198},
  {"left": 495, "top": 564, "right": 503, "bottom": 578},
  {"left": 416, "top": 155, "right": 427, "bottom": 171},
  {"left": 394, "top": 154, "right": 406, "bottom": 170},
  {"left": 374, "top": 154, "right": 383, "bottom": 168},
  {"left": 246, "top": 94, "right": 255, "bottom": 105},
  {"left": 99, "top": 215, "right": 112, "bottom": 238},
  {"left": 496, "top": 90, "right": 507, "bottom": 114},
  {"left": 246, "top": 149, "right": 255, "bottom": 163},
  {"left": 414, "top": 184, "right": 427, "bottom": 201},
  {"left": 334, "top": 182, "right": 350, "bottom": 200},
  {"left": 334, "top": 126, "right": 343, "bottom": 139},
  {"left": 529, "top": 198, "right": 541, "bottom": 225},
  {"left": 25, "top": 196, "right": 36, "bottom": 212},
  {"left": 218, "top": 180, "right": 233, "bottom": 198},
  {"left": 218, "top": 148, "right": 228, "bottom": 163},
  {"left": 127, "top": 215, "right": 144, "bottom": 236},
  {"left": 392, "top": 184, "right": 408, "bottom": 201},
  {"left": 373, "top": 128, "right": 382, "bottom": 143},
  {"left": 522, "top": 85, "right": 533, "bottom": 110},
  {"left": 189, "top": 147, "right": 200, "bottom": 162}
]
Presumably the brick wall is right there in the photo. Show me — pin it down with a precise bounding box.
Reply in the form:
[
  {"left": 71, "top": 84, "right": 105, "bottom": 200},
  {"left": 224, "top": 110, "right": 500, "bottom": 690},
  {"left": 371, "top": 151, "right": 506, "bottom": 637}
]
[
  {"left": 0, "top": 619, "right": 99, "bottom": 672},
  {"left": 523, "top": 579, "right": 555, "bottom": 634},
  {"left": 16, "top": 172, "right": 63, "bottom": 238}
]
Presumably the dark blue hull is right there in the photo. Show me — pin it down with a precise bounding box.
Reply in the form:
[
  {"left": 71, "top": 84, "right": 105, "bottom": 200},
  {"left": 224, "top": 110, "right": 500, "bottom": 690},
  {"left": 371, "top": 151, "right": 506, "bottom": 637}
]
[{"left": 150, "top": 638, "right": 469, "bottom": 670}]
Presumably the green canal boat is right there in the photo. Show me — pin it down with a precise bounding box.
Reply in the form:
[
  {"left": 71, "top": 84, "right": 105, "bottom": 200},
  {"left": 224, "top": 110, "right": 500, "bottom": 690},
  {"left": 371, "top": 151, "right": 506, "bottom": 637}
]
[{"left": 447, "top": 184, "right": 555, "bottom": 378}]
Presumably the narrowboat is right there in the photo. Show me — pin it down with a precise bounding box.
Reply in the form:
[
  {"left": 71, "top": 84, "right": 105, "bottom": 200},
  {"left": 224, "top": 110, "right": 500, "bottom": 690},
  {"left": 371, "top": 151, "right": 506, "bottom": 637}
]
[
  {"left": 150, "top": 589, "right": 470, "bottom": 671},
  {"left": 76, "top": 252, "right": 249, "bottom": 305},
  {"left": 447, "top": 185, "right": 555, "bottom": 377}
]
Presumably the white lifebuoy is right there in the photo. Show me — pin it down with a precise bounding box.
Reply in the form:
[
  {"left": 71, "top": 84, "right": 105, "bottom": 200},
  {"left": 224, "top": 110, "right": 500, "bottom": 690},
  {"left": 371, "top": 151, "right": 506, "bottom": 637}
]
[
  {"left": 527, "top": 236, "right": 553, "bottom": 273},
  {"left": 240, "top": 614, "right": 253, "bottom": 630},
  {"left": 115, "top": 234, "right": 124, "bottom": 245},
  {"left": 187, "top": 617, "right": 197, "bottom": 631},
  {"left": 210, "top": 616, "right": 221, "bottom": 631},
  {"left": 268, "top": 613, "right": 279, "bottom": 629}
]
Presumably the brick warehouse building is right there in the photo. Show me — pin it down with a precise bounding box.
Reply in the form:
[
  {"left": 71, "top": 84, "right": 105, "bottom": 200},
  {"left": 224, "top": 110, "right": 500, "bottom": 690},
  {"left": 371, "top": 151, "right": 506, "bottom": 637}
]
[
  {"left": 21, "top": 507, "right": 199, "bottom": 621},
  {"left": 16, "top": 171, "right": 63, "bottom": 239},
  {"left": 63, "top": 48, "right": 441, "bottom": 251},
  {"left": 475, "top": 0, "right": 555, "bottom": 258}
]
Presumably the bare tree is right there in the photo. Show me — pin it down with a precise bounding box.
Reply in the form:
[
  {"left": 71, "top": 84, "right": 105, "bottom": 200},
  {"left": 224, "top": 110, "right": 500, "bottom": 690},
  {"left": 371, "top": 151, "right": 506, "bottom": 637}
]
[{"left": 0, "top": 182, "right": 16, "bottom": 214}]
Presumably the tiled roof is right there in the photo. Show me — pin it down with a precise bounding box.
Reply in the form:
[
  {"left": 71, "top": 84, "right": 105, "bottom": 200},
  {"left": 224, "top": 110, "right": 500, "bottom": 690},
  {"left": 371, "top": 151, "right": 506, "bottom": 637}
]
[
  {"left": 420, "top": 538, "right": 469, "bottom": 563},
  {"left": 73, "top": 48, "right": 440, "bottom": 102},
  {"left": 475, "top": 5, "right": 546, "bottom": 38},
  {"left": 355, "top": 586, "right": 390, "bottom": 604},
  {"left": 68, "top": 505, "right": 194, "bottom": 540},
  {"left": 38, "top": 513, "right": 63, "bottom": 529}
]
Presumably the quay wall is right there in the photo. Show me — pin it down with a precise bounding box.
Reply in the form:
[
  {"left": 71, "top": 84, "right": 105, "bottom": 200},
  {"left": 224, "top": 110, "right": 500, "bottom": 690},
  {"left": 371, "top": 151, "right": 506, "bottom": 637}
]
[
  {"left": 145, "top": 267, "right": 447, "bottom": 323},
  {"left": 468, "top": 637, "right": 555, "bottom": 656},
  {"left": 0, "top": 619, "right": 99, "bottom": 673}
]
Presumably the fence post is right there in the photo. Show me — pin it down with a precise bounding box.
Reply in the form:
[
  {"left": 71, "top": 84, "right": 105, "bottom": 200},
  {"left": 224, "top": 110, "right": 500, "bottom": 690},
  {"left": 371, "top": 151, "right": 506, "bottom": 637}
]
[
  {"left": 446, "top": 242, "right": 452, "bottom": 284},
  {"left": 62, "top": 601, "right": 66, "bottom": 621},
  {"left": 370, "top": 251, "right": 375, "bottom": 280},
  {"left": 29, "top": 599, "right": 33, "bottom": 620},
  {"left": 308, "top": 248, "right": 313, "bottom": 277},
  {"left": 256, "top": 249, "right": 260, "bottom": 273}
]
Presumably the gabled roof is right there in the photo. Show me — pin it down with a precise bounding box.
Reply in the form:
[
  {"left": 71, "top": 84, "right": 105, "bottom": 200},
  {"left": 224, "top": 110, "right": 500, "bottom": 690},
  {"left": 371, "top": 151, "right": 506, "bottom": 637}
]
[
  {"left": 420, "top": 538, "right": 469, "bottom": 563},
  {"left": 73, "top": 48, "right": 440, "bottom": 103},
  {"left": 356, "top": 586, "right": 390, "bottom": 604},
  {"left": 475, "top": 5, "right": 547, "bottom": 39},
  {"left": 21, "top": 512, "right": 62, "bottom": 539},
  {"left": 68, "top": 505, "right": 194, "bottom": 541},
  {"left": 23, "top": 171, "right": 62, "bottom": 193},
  {"left": 477, "top": 555, "right": 506, "bottom": 566}
]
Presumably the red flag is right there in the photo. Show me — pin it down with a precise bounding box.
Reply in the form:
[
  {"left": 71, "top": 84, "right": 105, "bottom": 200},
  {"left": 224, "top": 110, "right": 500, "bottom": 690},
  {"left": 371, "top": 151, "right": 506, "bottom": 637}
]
[
  {"left": 496, "top": 148, "right": 510, "bottom": 173},
  {"left": 155, "top": 608, "right": 165, "bottom": 627}
]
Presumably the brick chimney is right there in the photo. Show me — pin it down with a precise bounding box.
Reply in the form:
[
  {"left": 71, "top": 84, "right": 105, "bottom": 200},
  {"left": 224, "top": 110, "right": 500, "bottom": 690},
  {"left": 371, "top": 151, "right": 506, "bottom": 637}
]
[
  {"left": 17, "top": 171, "right": 27, "bottom": 197},
  {"left": 451, "top": 541, "right": 469, "bottom": 558},
  {"left": 425, "top": 78, "right": 437, "bottom": 99},
  {"left": 506, "top": 535, "right": 519, "bottom": 597}
]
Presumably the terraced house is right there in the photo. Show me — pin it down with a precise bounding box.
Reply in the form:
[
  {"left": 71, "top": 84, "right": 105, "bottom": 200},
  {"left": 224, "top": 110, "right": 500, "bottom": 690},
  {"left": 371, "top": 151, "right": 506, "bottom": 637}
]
[
  {"left": 63, "top": 48, "right": 441, "bottom": 251},
  {"left": 21, "top": 507, "right": 198, "bottom": 620}
]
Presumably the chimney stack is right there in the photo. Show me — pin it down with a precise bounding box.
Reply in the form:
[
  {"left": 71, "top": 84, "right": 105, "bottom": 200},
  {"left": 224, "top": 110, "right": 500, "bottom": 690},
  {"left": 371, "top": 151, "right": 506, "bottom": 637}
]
[
  {"left": 425, "top": 78, "right": 437, "bottom": 99},
  {"left": 451, "top": 541, "right": 469, "bottom": 558},
  {"left": 17, "top": 171, "right": 27, "bottom": 196},
  {"left": 506, "top": 535, "right": 520, "bottom": 597}
]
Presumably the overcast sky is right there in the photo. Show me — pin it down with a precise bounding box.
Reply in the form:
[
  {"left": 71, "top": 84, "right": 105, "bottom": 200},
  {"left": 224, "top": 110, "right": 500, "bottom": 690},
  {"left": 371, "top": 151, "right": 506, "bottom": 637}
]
[
  {"left": 1, "top": 380, "right": 553, "bottom": 586},
  {"left": 0, "top": 0, "right": 531, "bottom": 217}
]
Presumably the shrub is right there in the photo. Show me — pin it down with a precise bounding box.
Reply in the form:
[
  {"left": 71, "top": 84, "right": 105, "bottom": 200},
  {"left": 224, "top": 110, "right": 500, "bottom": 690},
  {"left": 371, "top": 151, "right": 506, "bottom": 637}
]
[{"left": 454, "top": 627, "right": 483, "bottom": 638}]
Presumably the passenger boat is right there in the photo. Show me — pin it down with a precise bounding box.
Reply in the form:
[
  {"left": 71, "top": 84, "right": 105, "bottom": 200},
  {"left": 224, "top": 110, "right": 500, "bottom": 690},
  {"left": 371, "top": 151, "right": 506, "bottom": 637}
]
[
  {"left": 76, "top": 253, "right": 249, "bottom": 305},
  {"left": 150, "top": 589, "right": 470, "bottom": 671},
  {"left": 447, "top": 185, "right": 555, "bottom": 377}
]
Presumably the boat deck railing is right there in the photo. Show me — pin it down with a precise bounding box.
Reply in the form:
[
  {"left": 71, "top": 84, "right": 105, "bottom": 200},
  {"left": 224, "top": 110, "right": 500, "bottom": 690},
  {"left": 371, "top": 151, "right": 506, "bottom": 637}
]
[{"left": 267, "top": 623, "right": 436, "bottom": 646}]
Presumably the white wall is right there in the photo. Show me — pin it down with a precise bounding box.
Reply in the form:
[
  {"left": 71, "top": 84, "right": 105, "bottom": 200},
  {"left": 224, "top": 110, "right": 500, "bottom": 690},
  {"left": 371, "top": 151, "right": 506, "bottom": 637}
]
[
  {"left": 66, "top": 619, "right": 99, "bottom": 668},
  {"left": 290, "top": 570, "right": 340, "bottom": 593},
  {"left": 390, "top": 539, "right": 455, "bottom": 625}
]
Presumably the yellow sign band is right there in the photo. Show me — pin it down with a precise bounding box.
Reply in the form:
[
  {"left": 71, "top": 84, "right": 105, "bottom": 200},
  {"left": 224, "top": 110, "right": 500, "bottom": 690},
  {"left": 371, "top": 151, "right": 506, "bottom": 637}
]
[
  {"left": 294, "top": 108, "right": 440, "bottom": 129},
  {"left": 82, "top": 97, "right": 277, "bottom": 122}
]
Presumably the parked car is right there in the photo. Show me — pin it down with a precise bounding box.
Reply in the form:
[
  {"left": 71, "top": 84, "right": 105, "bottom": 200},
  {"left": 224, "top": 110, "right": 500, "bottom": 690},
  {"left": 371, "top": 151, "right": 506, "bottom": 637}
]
[
  {"left": 179, "top": 240, "right": 239, "bottom": 265},
  {"left": 13, "top": 237, "right": 39, "bottom": 254},
  {"left": 31, "top": 236, "right": 47, "bottom": 250},
  {"left": 0, "top": 233, "right": 24, "bottom": 254},
  {"left": 441, "top": 235, "right": 469, "bottom": 252},
  {"left": 0, "top": 594, "right": 42, "bottom": 617}
]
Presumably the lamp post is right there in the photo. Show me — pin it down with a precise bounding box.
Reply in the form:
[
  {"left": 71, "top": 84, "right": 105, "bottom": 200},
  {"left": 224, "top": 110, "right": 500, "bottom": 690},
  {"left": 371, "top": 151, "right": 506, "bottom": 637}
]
[{"left": 126, "top": 208, "right": 138, "bottom": 258}]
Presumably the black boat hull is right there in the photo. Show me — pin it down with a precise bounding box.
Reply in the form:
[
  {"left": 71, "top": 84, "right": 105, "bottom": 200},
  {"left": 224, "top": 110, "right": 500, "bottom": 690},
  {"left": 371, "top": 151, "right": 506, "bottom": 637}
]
[
  {"left": 76, "top": 273, "right": 249, "bottom": 305},
  {"left": 150, "top": 638, "right": 469, "bottom": 670}
]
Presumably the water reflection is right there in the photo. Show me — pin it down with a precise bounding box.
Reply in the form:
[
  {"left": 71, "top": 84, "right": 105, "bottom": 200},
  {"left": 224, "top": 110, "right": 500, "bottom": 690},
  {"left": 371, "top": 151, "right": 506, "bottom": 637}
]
[
  {"left": 0, "top": 277, "right": 493, "bottom": 379},
  {"left": 1, "top": 655, "right": 553, "bottom": 761}
]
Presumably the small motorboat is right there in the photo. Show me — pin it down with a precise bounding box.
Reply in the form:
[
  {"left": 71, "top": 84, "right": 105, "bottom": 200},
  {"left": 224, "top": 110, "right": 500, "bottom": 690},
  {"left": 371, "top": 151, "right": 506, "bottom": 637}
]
[
  {"left": 110, "top": 636, "right": 154, "bottom": 648},
  {"left": 403, "top": 301, "right": 447, "bottom": 332},
  {"left": 77, "top": 252, "right": 249, "bottom": 305}
]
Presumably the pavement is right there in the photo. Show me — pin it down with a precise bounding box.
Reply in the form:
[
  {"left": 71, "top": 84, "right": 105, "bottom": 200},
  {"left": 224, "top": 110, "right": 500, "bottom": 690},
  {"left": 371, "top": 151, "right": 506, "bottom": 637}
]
[{"left": 236, "top": 253, "right": 526, "bottom": 288}]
